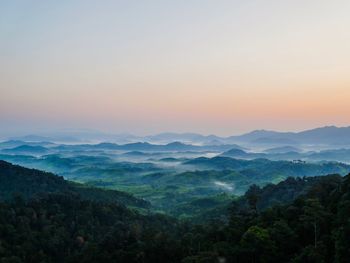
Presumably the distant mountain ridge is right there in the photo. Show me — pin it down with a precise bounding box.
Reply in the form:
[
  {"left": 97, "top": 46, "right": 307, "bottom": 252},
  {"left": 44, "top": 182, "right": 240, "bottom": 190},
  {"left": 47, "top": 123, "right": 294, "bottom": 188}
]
[
  {"left": 2, "top": 145, "right": 48, "bottom": 154},
  {"left": 150, "top": 126, "right": 350, "bottom": 146},
  {"left": 4, "top": 125, "right": 350, "bottom": 146},
  {"left": 185, "top": 156, "right": 350, "bottom": 176},
  {"left": 264, "top": 146, "right": 301, "bottom": 154},
  {"left": 52, "top": 141, "right": 243, "bottom": 152},
  {"left": 229, "top": 126, "right": 350, "bottom": 145},
  {"left": 138, "top": 125, "right": 350, "bottom": 146}
]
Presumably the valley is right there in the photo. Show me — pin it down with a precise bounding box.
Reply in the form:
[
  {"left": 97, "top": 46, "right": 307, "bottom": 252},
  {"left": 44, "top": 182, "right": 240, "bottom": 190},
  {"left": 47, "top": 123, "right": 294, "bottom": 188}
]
[
  {"left": 1, "top": 127, "right": 350, "bottom": 262},
  {"left": 1, "top": 128, "right": 350, "bottom": 219}
]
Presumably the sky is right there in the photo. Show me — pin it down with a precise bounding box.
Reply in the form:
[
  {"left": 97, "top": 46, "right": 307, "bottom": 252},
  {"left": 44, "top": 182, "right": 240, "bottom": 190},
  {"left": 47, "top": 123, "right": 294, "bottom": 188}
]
[{"left": 1, "top": 0, "right": 350, "bottom": 136}]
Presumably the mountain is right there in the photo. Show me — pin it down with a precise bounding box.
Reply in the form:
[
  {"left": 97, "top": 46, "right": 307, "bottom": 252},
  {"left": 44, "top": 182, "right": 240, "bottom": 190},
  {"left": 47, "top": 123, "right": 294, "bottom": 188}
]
[
  {"left": 294, "top": 125, "right": 350, "bottom": 144},
  {"left": 7, "top": 125, "right": 350, "bottom": 147},
  {"left": 10, "top": 131, "right": 113, "bottom": 143},
  {"left": 53, "top": 141, "right": 243, "bottom": 152},
  {"left": 221, "top": 147, "right": 350, "bottom": 162},
  {"left": 230, "top": 126, "right": 350, "bottom": 146},
  {"left": 180, "top": 173, "right": 350, "bottom": 262},
  {"left": 144, "top": 132, "right": 223, "bottom": 144},
  {"left": 221, "top": 148, "right": 266, "bottom": 159},
  {"left": 251, "top": 137, "right": 299, "bottom": 145},
  {"left": 1, "top": 145, "right": 49, "bottom": 155},
  {"left": 228, "top": 129, "right": 291, "bottom": 142},
  {"left": 137, "top": 125, "right": 350, "bottom": 146},
  {"left": 0, "top": 160, "right": 149, "bottom": 208},
  {"left": 0, "top": 161, "right": 180, "bottom": 263},
  {"left": 10, "top": 135, "right": 55, "bottom": 142},
  {"left": 264, "top": 146, "right": 301, "bottom": 154},
  {"left": 121, "top": 151, "right": 151, "bottom": 157},
  {"left": 239, "top": 174, "right": 342, "bottom": 210},
  {"left": 0, "top": 140, "right": 30, "bottom": 149},
  {"left": 2, "top": 159, "right": 350, "bottom": 262},
  {"left": 306, "top": 148, "right": 350, "bottom": 162},
  {"left": 0, "top": 140, "right": 56, "bottom": 149},
  {"left": 185, "top": 156, "right": 350, "bottom": 177},
  {"left": 113, "top": 141, "right": 243, "bottom": 152}
]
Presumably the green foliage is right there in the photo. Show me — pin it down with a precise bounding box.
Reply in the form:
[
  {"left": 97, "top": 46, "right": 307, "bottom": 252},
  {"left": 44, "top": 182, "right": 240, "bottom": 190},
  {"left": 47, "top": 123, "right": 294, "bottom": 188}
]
[
  {"left": 0, "top": 160, "right": 150, "bottom": 209},
  {"left": 1, "top": 152, "right": 349, "bottom": 217},
  {"left": 240, "top": 226, "right": 276, "bottom": 262},
  {"left": 0, "top": 193, "right": 180, "bottom": 263},
  {"left": 1, "top": 161, "right": 350, "bottom": 262}
]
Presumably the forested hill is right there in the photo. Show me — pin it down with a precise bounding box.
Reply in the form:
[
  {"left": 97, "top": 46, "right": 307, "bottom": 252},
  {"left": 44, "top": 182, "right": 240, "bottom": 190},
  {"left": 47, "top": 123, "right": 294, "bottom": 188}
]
[
  {"left": 185, "top": 156, "right": 350, "bottom": 176},
  {"left": 237, "top": 174, "right": 343, "bottom": 211},
  {"left": 0, "top": 160, "right": 150, "bottom": 209},
  {"left": 2, "top": 160, "right": 350, "bottom": 262}
]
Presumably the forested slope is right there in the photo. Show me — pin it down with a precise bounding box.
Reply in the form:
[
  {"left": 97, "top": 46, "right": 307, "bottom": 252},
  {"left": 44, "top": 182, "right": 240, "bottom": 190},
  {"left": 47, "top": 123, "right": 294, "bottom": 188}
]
[
  {"left": 0, "top": 160, "right": 150, "bottom": 209},
  {"left": 1, "top": 160, "right": 350, "bottom": 262}
]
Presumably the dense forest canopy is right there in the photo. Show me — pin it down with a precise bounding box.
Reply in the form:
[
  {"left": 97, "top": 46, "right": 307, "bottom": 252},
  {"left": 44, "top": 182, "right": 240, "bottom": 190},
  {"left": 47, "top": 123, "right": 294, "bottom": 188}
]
[
  {"left": 1, "top": 151, "right": 349, "bottom": 218},
  {"left": 1, "top": 160, "right": 350, "bottom": 262},
  {"left": 0, "top": 160, "right": 150, "bottom": 209}
]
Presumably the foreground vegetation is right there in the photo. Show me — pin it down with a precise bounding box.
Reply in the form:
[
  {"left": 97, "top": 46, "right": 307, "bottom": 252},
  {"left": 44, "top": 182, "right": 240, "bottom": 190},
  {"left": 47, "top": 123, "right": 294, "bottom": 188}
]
[{"left": 1, "top": 160, "right": 350, "bottom": 262}]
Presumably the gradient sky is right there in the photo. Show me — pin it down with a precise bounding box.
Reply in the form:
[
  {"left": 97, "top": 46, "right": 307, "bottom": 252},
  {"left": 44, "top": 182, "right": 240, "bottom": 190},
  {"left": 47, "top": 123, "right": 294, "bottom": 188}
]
[{"left": 1, "top": 0, "right": 350, "bottom": 136}]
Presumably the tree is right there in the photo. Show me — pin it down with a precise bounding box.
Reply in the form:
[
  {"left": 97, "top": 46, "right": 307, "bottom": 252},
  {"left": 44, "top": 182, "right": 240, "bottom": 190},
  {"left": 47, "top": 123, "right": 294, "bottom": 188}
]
[
  {"left": 239, "top": 226, "right": 276, "bottom": 263},
  {"left": 300, "top": 199, "right": 328, "bottom": 248},
  {"left": 245, "top": 185, "right": 261, "bottom": 214}
]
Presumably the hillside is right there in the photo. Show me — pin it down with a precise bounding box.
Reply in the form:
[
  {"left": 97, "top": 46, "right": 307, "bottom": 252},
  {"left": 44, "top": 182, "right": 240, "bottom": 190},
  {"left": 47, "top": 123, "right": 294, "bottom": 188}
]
[
  {"left": 229, "top": 126, "right": 350, "bottom": 145},
  {"left": 0, "top": 192, "right": 180, "bottom": 263},
  {"left": 0, "top": 160, "right": 150, "bottom": 209},
  {"left": 1, "top": 161, "right": 350, "bottom": 262},
  {"left": 237, "top": 174, "right": 343, "bottom": 210},
  {"left": 2, "top": 145, "right": 48, "bottom": 154},
  {"left": 185, "top": 156, "right": 350, "bottom": 176}
]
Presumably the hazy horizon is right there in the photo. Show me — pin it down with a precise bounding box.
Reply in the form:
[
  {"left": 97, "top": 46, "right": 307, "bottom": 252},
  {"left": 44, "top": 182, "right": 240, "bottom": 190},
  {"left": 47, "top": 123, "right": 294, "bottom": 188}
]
[
  {"left": 1, "top": 1, "right": 350, "bottom": 136},
  {"left": 0, "top": 124, "right": 349, "bottom": 140}
]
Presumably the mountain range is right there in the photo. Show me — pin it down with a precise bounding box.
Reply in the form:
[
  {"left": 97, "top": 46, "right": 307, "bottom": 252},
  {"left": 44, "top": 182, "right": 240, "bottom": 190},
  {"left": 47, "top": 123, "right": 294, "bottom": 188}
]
[
  {"left": 5, "top": 125, "right": 350, "bottom": 147},
  {"left": 229, "top": 126, "right": 350, "bottom": 146}
]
